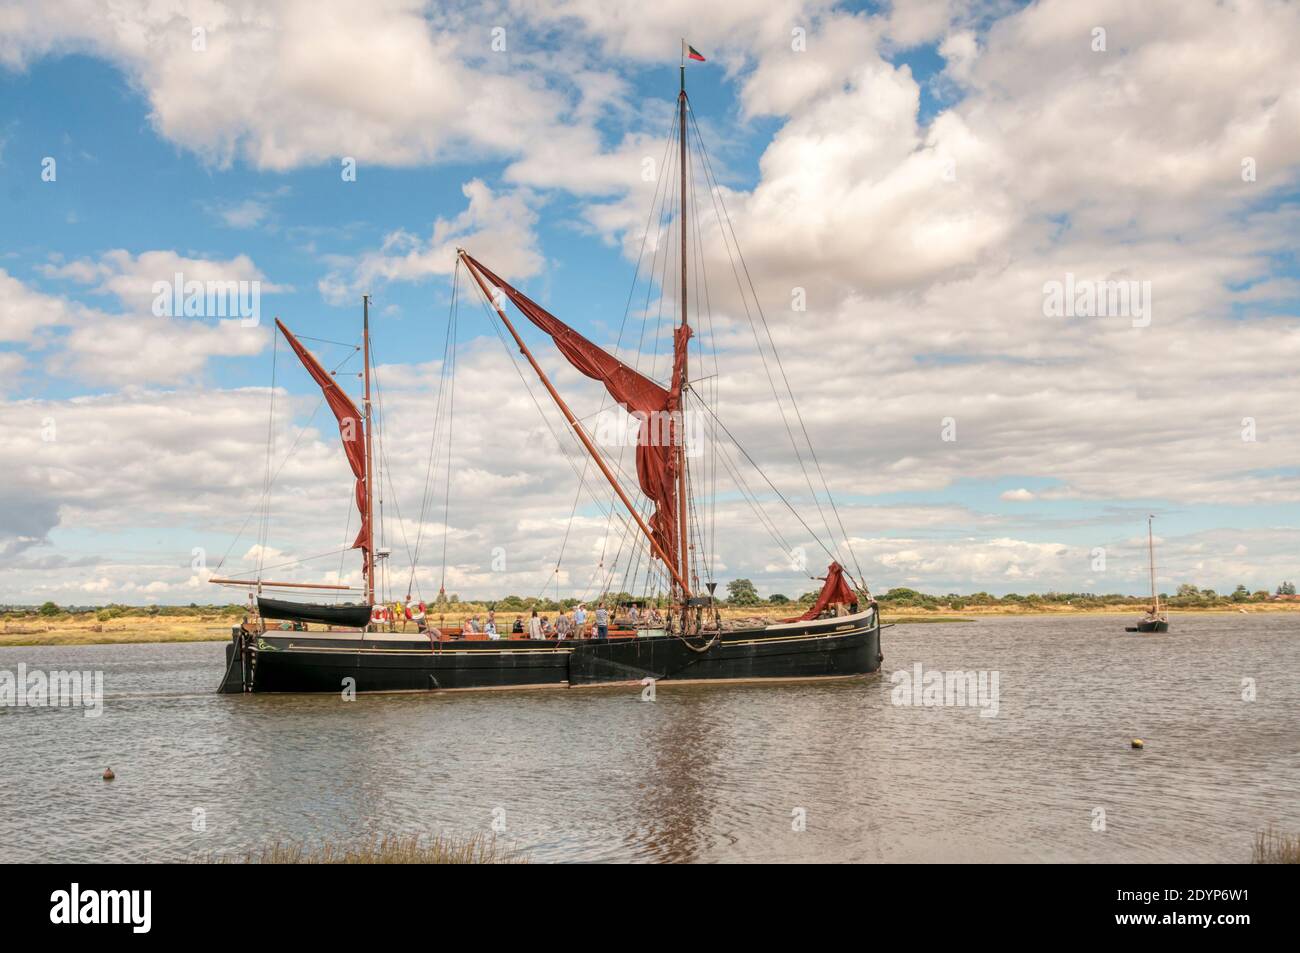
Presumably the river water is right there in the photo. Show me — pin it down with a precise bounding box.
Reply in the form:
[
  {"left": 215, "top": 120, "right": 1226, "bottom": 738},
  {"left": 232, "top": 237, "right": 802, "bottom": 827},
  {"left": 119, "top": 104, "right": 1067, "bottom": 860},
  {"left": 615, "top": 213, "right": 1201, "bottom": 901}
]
[{"left": 1, "top": 614, "right": 1295, "bottom": 863}]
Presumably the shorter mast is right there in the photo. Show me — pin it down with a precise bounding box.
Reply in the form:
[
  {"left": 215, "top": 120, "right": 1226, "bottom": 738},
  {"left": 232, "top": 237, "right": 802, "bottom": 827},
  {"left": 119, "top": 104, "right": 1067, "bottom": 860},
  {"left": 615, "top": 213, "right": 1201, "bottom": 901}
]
[{"left": 459, "top": 250, "right": 692, "bottom": 596}]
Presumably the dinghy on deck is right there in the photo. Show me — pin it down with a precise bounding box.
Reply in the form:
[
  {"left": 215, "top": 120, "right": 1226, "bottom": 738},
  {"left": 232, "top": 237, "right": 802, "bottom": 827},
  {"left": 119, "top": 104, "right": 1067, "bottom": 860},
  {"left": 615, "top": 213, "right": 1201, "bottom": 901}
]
[{"left": 256, "top": 596, "right": 371, "bottom": 629}]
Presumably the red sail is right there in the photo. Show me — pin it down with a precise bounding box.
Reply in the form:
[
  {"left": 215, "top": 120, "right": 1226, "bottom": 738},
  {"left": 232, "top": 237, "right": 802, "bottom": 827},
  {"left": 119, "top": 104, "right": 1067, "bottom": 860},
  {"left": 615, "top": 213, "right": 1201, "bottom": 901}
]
[
  {"left": 464, "top": 256, "right": 685, "bottom": 564},
  {"left": 276, "top": 319, "right": 369, "bottom": 567},
  {"left": 786, "top": 562, "right": 857, "bottom": 622}
]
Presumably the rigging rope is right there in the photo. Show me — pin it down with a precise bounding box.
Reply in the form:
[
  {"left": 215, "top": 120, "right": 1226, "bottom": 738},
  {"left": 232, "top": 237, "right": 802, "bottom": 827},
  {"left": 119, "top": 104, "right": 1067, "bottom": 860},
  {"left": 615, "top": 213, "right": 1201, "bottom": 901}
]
[
  {"left": 690, "top": 390, "right": 841, "bottom": 570},
  {"left": 468, "top": 282, "right": 663, "bottom": 602},
  {"left": 255, "top": 327, "right": 278, "bottom": 582},
  {"left": 408, "top": 261, "right": 461, "bottom": 600},
  {"left": 369, "top": 342, "right": 423, "bottom": 601},
  {"left": 689, "top": 108, "right": 868, "bottom": 588},
  {"left": 437, "top": 276, "right": 459, "bottom": 600},
  {"left": 216, "top": 346, "right": 360, "bottom": 582}
]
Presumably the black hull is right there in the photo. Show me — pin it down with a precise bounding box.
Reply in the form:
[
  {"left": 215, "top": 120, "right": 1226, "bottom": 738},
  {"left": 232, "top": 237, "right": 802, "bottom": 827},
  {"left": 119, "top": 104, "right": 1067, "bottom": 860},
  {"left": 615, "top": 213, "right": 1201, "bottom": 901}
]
[
  {"left": 257, "top": 596, "right": 371, "bottom": 629},
  {"left": 1126, "top": 619, "right": 1169, "bottom": 633},
  {"left": 218, "top": 610, "right": 883, "bottom": 694},
  {"left": 248, "top": 638, "right": 572, "bottom": 692},
  {"left": 568, "top": 616, "right": 880, "bottom": 685}
]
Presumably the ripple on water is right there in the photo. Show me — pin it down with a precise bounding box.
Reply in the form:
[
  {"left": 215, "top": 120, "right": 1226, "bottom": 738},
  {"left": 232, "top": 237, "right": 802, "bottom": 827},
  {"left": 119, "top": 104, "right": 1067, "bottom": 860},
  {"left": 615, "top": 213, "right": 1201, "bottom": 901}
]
[{"left": 0, "top": 615, "right": 1297, "bottom": 862}]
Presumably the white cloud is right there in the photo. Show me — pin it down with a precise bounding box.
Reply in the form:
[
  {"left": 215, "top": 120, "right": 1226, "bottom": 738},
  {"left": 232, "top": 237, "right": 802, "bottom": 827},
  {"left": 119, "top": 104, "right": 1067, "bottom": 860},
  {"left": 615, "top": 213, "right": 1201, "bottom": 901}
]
[
  {"left": 41, "top": 249, "right": 287, "bottom": 311},
  {"left": 216, "top": 199, "right": 270, "bottom": 229},
  {"left": 0, "top": 0, "right": 622, "bottom": 174},
  {"left": 320, "top": 179, "right": 543, "bottom": 303},
  {"left": 0, "top": 269, "right": 74, "bottom": 344},
  {"left": 1000, "top": 489, "right": 1035, "bottom": 502},
  {"left": 7, "top": 256, "right": 278, "bottom": 386},
  {"left": 2, "top": 0, "right": 1298, "bottom": 602}
]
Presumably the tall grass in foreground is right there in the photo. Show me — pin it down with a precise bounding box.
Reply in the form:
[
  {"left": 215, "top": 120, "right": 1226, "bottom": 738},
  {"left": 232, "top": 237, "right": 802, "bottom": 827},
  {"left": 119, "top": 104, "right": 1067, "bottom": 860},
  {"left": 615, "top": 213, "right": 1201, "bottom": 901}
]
[
  {"left": 195, "top": 832, "right": 526, "bottom": 864},
  {"left": 1252, "top": 827, "right": 1299, "bottom": 864}
]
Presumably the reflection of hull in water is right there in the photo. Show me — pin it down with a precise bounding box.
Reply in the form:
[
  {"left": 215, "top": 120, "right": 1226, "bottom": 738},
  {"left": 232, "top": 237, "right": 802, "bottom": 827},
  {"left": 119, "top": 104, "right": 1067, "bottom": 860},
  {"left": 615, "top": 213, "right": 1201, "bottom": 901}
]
[
  {"left": 218, "top": 607, "right": 883, "bottom": 694},
  {"left": 257, "top": 596, "right": 371, "bottom": 629}
]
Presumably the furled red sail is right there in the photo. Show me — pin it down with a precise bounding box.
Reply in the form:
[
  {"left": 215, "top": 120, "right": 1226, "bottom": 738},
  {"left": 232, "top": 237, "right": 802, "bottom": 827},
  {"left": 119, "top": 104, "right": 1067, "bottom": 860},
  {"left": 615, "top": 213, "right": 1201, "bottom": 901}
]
[
  {"left": 786, "top": 562, "right": 858, "bottom": 622},
  {"left": 463, "top": 255, "right": 687, "bottom": 565},
  {"left": 276, "top": 319, "right": 369, "bottom": 569}
]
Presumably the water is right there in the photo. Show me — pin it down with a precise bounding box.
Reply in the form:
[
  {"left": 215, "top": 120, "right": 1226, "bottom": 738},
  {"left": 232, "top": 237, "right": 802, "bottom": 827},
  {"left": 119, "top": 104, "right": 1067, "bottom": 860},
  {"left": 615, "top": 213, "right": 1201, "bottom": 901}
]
[{"left": 1, "top": 614, "right": 1296, "bottom": 863}]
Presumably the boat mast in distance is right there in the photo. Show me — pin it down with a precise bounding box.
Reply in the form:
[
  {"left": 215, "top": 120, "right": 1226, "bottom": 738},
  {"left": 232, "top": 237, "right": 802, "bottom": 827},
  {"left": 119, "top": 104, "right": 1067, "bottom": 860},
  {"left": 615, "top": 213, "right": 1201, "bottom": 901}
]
[
  {"left": 1128, "top": 515, "right": 1169, "bottom": 633},
  {"left": 1148, "top": 514, "right": 1158, "bottom": 617}
]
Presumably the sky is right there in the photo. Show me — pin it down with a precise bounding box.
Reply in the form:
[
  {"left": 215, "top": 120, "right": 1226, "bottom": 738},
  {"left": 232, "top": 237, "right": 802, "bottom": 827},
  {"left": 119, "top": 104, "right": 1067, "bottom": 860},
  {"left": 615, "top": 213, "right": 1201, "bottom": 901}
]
[{"left": 0, "top": 0, "right": 1298, "bottom": 605}]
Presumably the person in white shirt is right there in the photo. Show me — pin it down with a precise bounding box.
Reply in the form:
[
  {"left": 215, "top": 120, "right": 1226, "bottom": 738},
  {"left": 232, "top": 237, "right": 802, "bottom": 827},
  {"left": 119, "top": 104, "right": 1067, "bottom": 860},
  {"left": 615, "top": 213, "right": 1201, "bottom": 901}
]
[
  {"left": 485, "top": 611, "right": 499, "bottom": 639},
  {"left": 527, "top": 609, "right": 544, "bottom": 640}
]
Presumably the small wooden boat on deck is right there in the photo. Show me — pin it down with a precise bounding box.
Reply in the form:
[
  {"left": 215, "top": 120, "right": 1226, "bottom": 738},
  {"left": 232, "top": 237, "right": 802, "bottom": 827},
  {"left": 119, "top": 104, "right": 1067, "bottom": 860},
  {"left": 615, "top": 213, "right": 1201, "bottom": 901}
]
[{"left": 256, "top": 596, "right": 372, "bottom": 629}]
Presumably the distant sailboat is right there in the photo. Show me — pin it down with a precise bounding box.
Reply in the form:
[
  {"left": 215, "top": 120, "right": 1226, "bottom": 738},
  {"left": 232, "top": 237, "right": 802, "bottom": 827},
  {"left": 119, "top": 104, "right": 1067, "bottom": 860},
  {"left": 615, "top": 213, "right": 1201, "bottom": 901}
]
[{"left": 1127, "top": 515, "right": 1169, "bottom": 633}]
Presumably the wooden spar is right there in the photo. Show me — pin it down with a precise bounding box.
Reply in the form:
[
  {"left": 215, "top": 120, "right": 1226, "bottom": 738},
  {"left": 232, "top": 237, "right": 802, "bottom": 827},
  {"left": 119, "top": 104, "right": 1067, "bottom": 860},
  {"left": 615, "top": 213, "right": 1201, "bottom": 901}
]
[
  {"left": 363, "top": 295, "right": 376, "bottom": 607},
  {"left": 209, "top": 578, "right": 357, "bottom": 591},
  {"left": 1148, "top": 515, "right": 1158, "bottom": 614},
  {"left": 676, "top": 63, "right": 691, "bottom": 598},
  {"left": 458, "top": 250, "right": 693, "bottom": 597}
]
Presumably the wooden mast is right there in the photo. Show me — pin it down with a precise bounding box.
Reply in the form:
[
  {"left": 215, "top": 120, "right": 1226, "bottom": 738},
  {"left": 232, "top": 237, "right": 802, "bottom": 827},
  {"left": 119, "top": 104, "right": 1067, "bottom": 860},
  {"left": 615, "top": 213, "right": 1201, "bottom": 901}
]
[
  {"left": 363, "top": 294, "right": 376, "bottom": 607},
  {"left": 1148, "top": 514, "right": 1158, "bottom": 614},
  {"left": 676, "top": 50, "right": 691, "bottom": 601},
  {"left": 458, "top": 250, "right": 693, "bottom": 596}
]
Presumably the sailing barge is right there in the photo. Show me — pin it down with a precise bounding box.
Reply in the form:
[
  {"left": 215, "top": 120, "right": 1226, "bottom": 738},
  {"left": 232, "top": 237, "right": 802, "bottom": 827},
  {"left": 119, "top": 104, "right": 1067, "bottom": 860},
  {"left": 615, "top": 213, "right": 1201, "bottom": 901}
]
[{"left": 215, "top": 52, "right": 883, "bottom": 694}]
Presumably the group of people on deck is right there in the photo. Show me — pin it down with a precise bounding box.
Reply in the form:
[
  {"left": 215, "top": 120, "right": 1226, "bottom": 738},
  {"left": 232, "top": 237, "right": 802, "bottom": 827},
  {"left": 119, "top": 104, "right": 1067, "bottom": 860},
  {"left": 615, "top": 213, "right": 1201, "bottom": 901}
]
[
  {"left": 373, "top": 599, "right": 618, "bottom": 641},
  {"left": 504, "top": 604, "right": 610, "bottom": 640}
]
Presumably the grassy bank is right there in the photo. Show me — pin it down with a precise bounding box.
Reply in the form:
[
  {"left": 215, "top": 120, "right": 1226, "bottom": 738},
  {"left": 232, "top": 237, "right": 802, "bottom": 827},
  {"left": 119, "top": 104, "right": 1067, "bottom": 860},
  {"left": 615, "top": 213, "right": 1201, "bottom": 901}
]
[
  {"left": 1, "top": 613, "right": 239, "bottom": 647},
  {"left": 5, "top": 601, "right": 1295, "bottom": 647},
  {"left": 1253, "top": 827, "right": 1300, "bottom": 864}
]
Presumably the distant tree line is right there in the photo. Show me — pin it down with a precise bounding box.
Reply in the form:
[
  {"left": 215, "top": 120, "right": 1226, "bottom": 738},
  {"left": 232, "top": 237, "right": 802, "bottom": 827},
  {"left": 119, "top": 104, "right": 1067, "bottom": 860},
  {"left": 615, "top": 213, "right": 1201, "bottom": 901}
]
[{"left": 9, "top": 580, "right": 1298, "bottom": 619}]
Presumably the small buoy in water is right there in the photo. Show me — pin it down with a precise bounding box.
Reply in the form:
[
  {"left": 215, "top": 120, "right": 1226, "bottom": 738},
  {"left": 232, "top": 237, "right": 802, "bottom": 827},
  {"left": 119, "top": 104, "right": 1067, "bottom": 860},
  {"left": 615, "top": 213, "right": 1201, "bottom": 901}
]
[
  {"left": 1131, "top": 739, "right": 1144, "bottom": 750},
  {"left": 102, "top": 767, "right": 115, "bottom": 781}
]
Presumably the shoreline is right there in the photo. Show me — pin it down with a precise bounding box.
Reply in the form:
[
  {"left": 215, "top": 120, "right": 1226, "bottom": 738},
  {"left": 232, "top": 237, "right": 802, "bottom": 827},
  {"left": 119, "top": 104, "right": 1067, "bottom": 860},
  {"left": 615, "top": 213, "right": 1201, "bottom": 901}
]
[{"left": 1, "top": 603, "right": 1295, "bottom": 648}]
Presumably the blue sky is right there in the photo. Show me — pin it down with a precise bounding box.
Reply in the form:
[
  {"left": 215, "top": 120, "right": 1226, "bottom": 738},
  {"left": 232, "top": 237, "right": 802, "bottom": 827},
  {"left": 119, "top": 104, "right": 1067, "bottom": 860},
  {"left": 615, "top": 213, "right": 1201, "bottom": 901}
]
[{"left": 1, "top": 0, "right": 1298, "bottom": 604}]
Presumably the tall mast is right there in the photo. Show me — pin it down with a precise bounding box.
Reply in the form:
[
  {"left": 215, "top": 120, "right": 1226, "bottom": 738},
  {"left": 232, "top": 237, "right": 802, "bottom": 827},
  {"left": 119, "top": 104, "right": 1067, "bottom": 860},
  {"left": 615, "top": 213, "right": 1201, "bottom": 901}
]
[
  {"left": 1148, "top": 515, "right": 1157, "bottom": 613},
  {"left": 676, "top": 47, "right": 691, "bottom": 599},
  {"left": 363, "top": 294, "right": 376, "bottom": 607}
]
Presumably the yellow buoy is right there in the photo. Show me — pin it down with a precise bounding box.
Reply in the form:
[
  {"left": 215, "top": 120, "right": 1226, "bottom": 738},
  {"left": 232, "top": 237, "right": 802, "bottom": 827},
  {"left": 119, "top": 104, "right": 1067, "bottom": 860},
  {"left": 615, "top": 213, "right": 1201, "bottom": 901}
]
[
  {"left": 102, "top": 767, "right": 115, "bottom": 781},
  {"left": 1131, "top": 739, "right": 1144, "bottom": 749}
]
